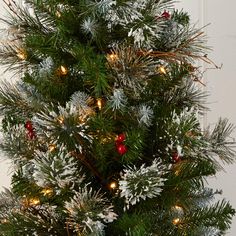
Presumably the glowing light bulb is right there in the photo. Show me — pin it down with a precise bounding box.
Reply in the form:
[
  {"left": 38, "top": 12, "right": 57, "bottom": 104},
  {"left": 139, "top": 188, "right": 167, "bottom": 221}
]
[
  {"left": 110, "top": 181, "right": 117, "bottom": 189},
  {"left": 158, "top": 66, "right": 167, "bottom": 74},
  {"left": 49, "top": 144, "right": 56, "bottom": 152},
  {"left": 30, "top": 198, "right": 40, "bottom": 206},
  {"left": 17, "top": 50, "right": 27, "bottom": 60},
  {"left": 172, "top": 218, "right": 180, "bottom": 225},
  {"left": 107, "top": 53, "right": 118, "bottom": 62},
  {"left": 41, "top": 188, "right": 53, "bottom": 196},
  {"left": 60, "top": 65, "right": 68, "bottom": 75},
  {"left": 174, "top": 205, "right": 183, "bottom": 211},
  {"left": 97, "top": 98, "right": 102, "bottom": 110},
  {"left": 57, "top": 116, "right": 64, "bottom": 124}
]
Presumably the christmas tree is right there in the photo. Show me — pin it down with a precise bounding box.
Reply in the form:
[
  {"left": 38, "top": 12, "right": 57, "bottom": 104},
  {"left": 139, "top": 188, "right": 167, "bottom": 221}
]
[{"left": 0, "top": 0, "right": 235, "bottom": 235}]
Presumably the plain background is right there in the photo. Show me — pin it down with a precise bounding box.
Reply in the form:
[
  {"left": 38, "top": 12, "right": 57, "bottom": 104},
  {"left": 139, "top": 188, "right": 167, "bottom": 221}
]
[{"left": 0, "top": 0, "right": 236, "bottom": 235}]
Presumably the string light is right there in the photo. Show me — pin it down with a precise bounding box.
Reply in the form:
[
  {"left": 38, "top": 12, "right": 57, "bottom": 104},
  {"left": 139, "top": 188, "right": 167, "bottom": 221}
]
[
  {"left": 157, "top": 66, "right": 167, "bottom": 74},
  {"left": 174, "top": 205, "right": 183, "bottom": 211},
  {"left": 17, "top": 49, "right": 27, "bottom": 60},
  {"left": 20, "top": 196, "right": 40, "bottom": 208},
  {"left": 57, "top": 116, "right": 64, "bottom": 124},
  {"left": 27, "top": 197, "right": 40, "bottom": 206},
  {"left": 59, "top": 65, "right": 68, "bottom": 75},
  {"left": 107, "top": 52, "right": 118, "bottom": 63},
  {"left": 41, "top": 188, "right": 53, "bottom": 196},
  {"left": 97, "top": 98, "right": 102, "bottom": 110},
  {"left": 172, "top": 218, "right": 180, "bottom": 225},
  {"left": 109, "top": 181, "right": 117, "bottom": 190},
  {"left": 49, "top": 144, "right": 56, "bottom": 152}
]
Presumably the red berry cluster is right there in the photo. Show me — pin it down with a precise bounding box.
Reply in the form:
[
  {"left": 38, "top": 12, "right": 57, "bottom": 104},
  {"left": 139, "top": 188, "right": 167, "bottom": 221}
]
[
  {"left": 161, "top": 10, "right": 171, "bottom": 20},
  {"left": 156, "top": 10, "right": 171, "bottom": 21},
  {"left": 115, "top": 133, "right": 128, "bottom": 155},
  {"left": 25, "top": 120, "right": 36, "bottom": 139},
  {"left": 172, "top": 152, "right": 181, "bottom": 163}
]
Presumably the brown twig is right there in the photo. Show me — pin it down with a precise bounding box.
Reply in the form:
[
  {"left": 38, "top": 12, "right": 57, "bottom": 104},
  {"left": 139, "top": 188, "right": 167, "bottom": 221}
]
[
  {"left": 71, "top": 150, "right": 103, "bottom": 181},
  {"left": 66, "top": 220, "right": 71, "bottom": 236},
  {"left": 139, "top": 31, "right": 217, "bottom": 67}
]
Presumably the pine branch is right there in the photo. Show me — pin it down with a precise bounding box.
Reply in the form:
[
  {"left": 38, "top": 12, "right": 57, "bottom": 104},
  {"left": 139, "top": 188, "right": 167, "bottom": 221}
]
[
  {"left": 169, "top": 78, "right": 209, "bottom": 113},
  {"left": 71, "top": 43, "right": 109, "bottom": 96},
  {"left": 33, "top": 100, "right": 93, "bottom": 151},
  {"left": 205, "top": 118, "right": 236, "bottom": 164},
  {"left": 0, "top": 208, "right": 68, "bottom": 236},
  {"left": 64, "top": 186, "right": 117, "bottom": 234},
  {"left": 155, "top": 21, "right": 210, "bottom": 64},
  {"left": 171, "top": 9, "right": 190, "bottom": 26},
  {"left": 0, "top": 81, "right": 36, "bottom": 118},
  {"left": 0, "top": 43, "right": 28, "bottom": 73},
  {"left": 11, "top": 168, "right": 40, "bottom": 198},
  {"left": 0, "top": 188, "right": 20, "bottom": 219},
  {"left": 2, "top": 0, "right": 20, "bottom": 19},
  {"left": 71, "top": 150, "right": 103, "bottom": 182},
  {"left": 147, "top": 62, "right": 208, "bottom": 113},
  {"left": 3, "top": 0, "right": 56, "bottom": 35},
  {"left": 186, "top": 188, "right": 222, "bottom": 209},
  {"left": 0, "top": 124, "right": 37, "bottom": 162},
  {"left": 109, "top": 212, "right": 152, "bottom": 236},
  {"left": 107, "top": 44, "right": 156, "bottom": 97},
  {"left": 0, "top": 1, "right": 57, "bottom": 73},
  {"left": 173, "top": 159, "right": 217, "bottom": 184},
  {"left": 31, "top": 148, "right": 85, "bottom": 191},
  {"left": 184, "top": 200, "right": 235, "bottom": 233}
]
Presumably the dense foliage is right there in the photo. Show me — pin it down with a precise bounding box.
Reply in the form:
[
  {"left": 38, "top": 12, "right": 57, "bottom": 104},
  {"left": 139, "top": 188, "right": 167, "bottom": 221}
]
[{"left": 0, "top": 0, "right": 235, "bottom": 235}]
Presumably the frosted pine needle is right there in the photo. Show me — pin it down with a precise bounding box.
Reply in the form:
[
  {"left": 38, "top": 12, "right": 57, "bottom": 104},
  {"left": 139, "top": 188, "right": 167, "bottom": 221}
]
[
  {"left": 138, "top": 104, "right": 154, "bottom": 126},
  {"left": 81, "top": 17, "right": 97, "bottom": 37},
  {"left": 107, "top": 45, "right": 155, "bottom": 95},
  {"left": 70, "top": 91, "right": 93, "bottom": 113},
  {"left": 32, "top": 147, "right": 84, "bottom": 190},
  {"left": 109, "top": 88, "right": 127, "bottom": 111},
  {"left": 65, "top": 187, "right": 117, "bottom": 234},
  {"left": 119, "top": 159, "right": 169, "bottom": 209},
  {"left": 33, "top": 94, "right": 93, "bottom": 151},
  {"left": 95, "top": 0, "right": 116, "bottom": 14},
  {"left": 39, "top": 57, "right": 54, "bottom": 77}
]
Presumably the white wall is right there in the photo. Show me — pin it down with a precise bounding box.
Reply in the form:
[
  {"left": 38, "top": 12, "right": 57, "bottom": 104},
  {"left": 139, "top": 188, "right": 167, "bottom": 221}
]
[
  {"left": 0, "top": 0, "right": 12, "bottom": 191},
  {"left": 176, "top": 1, "right": 236, "bottom": 235}
]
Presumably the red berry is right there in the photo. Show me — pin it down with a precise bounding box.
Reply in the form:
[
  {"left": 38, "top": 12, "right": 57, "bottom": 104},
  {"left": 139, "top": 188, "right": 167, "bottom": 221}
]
[
  {"left": 162, "top": 10, "right": 171, "bottom": 19},
  {"left": 25, "top": 120, "right": 33, "bottom": 131},
  {"left": 172, "top": 152, "right": 181, "bottom": 163},
  {"left": 116, "top": 143, "right": 128, "bottom": 155},
  {"left": 116, "top": 133, "right": 126, "bottom": 143}
]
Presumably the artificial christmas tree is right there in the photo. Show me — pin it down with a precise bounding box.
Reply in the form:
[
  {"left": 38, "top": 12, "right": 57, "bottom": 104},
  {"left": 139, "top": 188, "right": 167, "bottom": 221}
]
[{"left": 0, "top": 0, "right": 235, "bottom": 235}]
